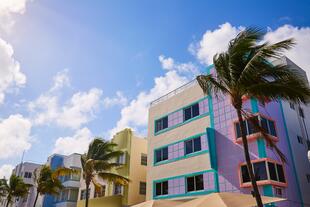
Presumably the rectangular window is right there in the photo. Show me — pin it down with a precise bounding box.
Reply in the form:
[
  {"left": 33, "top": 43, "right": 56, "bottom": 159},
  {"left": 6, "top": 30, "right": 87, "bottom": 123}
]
[
  {"left": 289, "top": 102, "right": 295, "bottom": 110},
  {"left": 240, "top": 160, "right": 286, "bottom": 185},
  {"left": 69, "top": 189, "right": 79, "bottom": 201},
  {"left": 155, "top": 117, "right": 168, "bottom": 133},
  {"left": 184, "top": 103, "right": 200, "bottom": 121},
  {"left": 141, "top": 154, "right": 147, "bottom": 166},
  {"left": 297, "top": 135, "right": 303, "bottom": 144},
  {"left": 185, "top": 137, "right": 201, "bottom": 155},
  {"left": 24, "top": 172, "right": 32, "bottom": 179},
  {"left": 155, "top": 147, "right": 168, "bottom": 163},
  {"left": 139, "top": 182, "right": 146, "bottom": 195},
  {"left": 187, "top": 174, "right": 204, "bottom": 192},
  {"left": 113, "top": 184, "right": 123, "bottom": 195},
  {"left": 117, "top": 153, "right": 126, "bottom": 164},
  {"left": 155, "top": 181, "right": 168, "bottom": 196},
  {"left": 80, "top": 189, "right": 90, "bottom": 200},
  {"left": 94, "top": 185, "right": 106, "bottom": 198}
]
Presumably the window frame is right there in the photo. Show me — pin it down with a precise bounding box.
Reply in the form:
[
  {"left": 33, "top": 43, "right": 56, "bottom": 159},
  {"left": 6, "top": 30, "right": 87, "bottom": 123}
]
[
  {"left": 155, "top": 116, "right": 168, "bottom": 133},
  {"left": 141, "top": 153, "right": 147, "bottom": 166},
  {"left": 139, "top": 182, "right": 147, "bottom": 195},
  {"left": 155, "top": 181, "right": 168, "bottom": 196},
  {"left": 185, "top": 136, "right": 202, "bottom": 155},
  {"left": 183, "top": 103, "right": 200, "bottom": 121},
  {"left": 155, "top": 147, "right": 168, "bottom": 163},
  {"left": 186, "top": 174, "right": 204, "bottom": 192}
]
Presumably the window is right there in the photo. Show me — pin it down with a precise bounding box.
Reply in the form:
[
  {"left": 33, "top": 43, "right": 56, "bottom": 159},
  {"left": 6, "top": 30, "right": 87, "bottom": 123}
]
[
  {"left": 184, "top": 103, "right": 200, "bottom": 121},
  {"left": 117, "top": 153, "right": 126, "bottom": 164},
  {"left": 299, "top": 107, "right": 305, "bottom": 118},
  {"left": 24, "top": 172, "right": 32, "bottom": 178},
  {"left": 155, "top": 181, "right": 168, "bottom": 196},
  {"left": 297, "top": 135, "right": 303, "bottom": 144},
  {"left": 274, "top": 187, "right": 283, "bottom": 197},
  {"left": 234, "top": 115, "right": 277, "bottom": 139},
  {"left": 114, "top": 184, "right": 123, "bottom": 195},
  {"left": 187, "top": 174, "right": 204, "bottom": 192},
  {"left": 139, "top": 182, "right": 146, "bottom": 195},
  {"left": 141, "top": 154, "right": 147, "bottom": 166},
  {"left": 155, "top": 147, "right": 168, "bottom": 163},
  {"left": 94, "top": 185, "right": 106, "bottom": 198},
  {"left": 69, "top": 189, "right": 79, "bottom": 201},
  {"left": 185, "top": 137, "right": 201, "bottom": 155},
  {"left": 289, "top": 102, "right": 295, "bottom": 110},
  {"left": 80, "top": 189, "right": 90, "bottom": 200},
  {"left": 240, "top": 160, "right": 286, "bottom": 185},
  {"left": 155, "top": 117, "right": 168, "bottom": 133},
  {"left": 306, "top": 174, "right": 310, "bottom": 183}
]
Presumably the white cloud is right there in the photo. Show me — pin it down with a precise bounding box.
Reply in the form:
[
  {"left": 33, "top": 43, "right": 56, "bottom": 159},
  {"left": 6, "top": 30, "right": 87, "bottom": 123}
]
[
  {"left": 103, "top": 91, "right": 127, "bottom": 109},
  {"left": 191, "top": 22, "right": 244, "bottom": 65},
  {"left": 0, "top": 0, "right": 32, "bottom": 33},
  {"left": 0, "top": 164, "right": 14, "bottom": 179},
  {"left": 50, "top": 69, "right": 70, "bottom": 91},
  {"left": 159, "top": 55, "right": 199, "bottom": 74},
  {"left": 53, "top": 127, "right": 92, "bottom": 155},
  {"left": 109, "top": 70, "right": 188, "bottom": 137},
  {"left": 263, "top": 25, "right": 310, "bottom": 78},
  {"left": 0, "top": 38, "right": 26, "bottom": 104},
  {"left": 0, "top": 114, "right": 32, "bottom": 159},
  {"left": 29, "top": 88, "right": 102, "bottom": 129}
]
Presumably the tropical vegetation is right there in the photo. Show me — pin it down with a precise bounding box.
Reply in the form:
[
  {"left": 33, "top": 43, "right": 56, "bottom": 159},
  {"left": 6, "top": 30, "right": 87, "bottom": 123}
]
[
  {"left": 81, "top": 138, "right": 129, "bottom": 207},
  {"left": 0, "top": 174, "right": 31, "bottom": 207},
  {"left": 196, "top": 27, "right": 310, "bottom": 207}
]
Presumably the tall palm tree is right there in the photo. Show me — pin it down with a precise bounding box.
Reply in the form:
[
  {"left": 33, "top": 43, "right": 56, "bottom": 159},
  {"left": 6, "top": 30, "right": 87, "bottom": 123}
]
[
  {"left": 0, "top": 174, "right": 31, "bottom": 207},
  {"left": 32, "top": 165, "right": 75, "bottom": 207},
  {"left": 196, "top": 27, "right": 310, "bottom": 207},
  {"left": 81, "top": 138, "right": 129, "bottom": 207}
]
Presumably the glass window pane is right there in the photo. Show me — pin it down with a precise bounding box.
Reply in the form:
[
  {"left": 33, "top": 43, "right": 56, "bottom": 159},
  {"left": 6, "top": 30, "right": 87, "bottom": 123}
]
[
  {"left": 184, "top": 107, "right": 192, "bottom": 121},
  {"left": 185, "top": 140, "right": 193, "bottom": 155},
  {"left": 235, "top": 122, "right": 241, "bottom": 138},
  {"left": 268, "top": 120, "right": 277, "bottom": 136},
  {"left": 268, "top": 162, "right": 277, "bottom": 181},
  {"left": 162, "top": 181, "right": 168, "bottom": 195},
  {"left": 192, "top": 103, "right": 200, "bottom": 118},
  {"left": 193, "top": 137, "right": 201, "bottom": 152},
  {"left": 155, "top": 150, "right": 162, "bottom": 162},
  {"left": 276, "top": 164, "right": 286, "bottom": 183},
  {"left": 241, "top": 165, "right": 250, "bottom": 183},
  {"left": 162, "top": 147, "right": 168, "bottom": 161},
  {"left": 155, "top": 120, "right": 161, "bottom": 132},
  {"left": 156, "top": 183, "right": 162, "bottom": 196},
  {"left": 253, "top": 161, "right": 267, "bottom": 181},
  {"left": 187, "top": 176, "right": 195, "bottom": 192},
  {"left": 163, "top": 117, "right": 168, "bottom": 129},
  {"left": 261, "top": 117, "right": 268, "bottom": 133},
  {"left": 195, "top": 175, "right": 204, "bottom": 190},
  {"left": 248, "top": 116, "right": 259, "bottom": 134}
]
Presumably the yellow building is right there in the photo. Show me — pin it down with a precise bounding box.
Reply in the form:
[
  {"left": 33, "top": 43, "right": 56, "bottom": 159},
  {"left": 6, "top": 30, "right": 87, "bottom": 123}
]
[{"left": 77, "top": 128, "right": 147, "bottom": 207}]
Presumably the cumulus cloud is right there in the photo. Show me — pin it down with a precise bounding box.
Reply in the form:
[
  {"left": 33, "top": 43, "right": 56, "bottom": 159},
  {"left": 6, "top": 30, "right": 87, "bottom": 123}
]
[
  {"left": 103, "top": 91, "right": 127, "bottom": 109},
  {"left": 0, "top": 164, "right": 14, "bottom": 179},
  {"left": 0, "top": 0, "right": 32, "bottom": 33},
  {"left": 109, "top": 70, "right": 188, "bottom": 137},
  {"left": 191, "top": 22, "right": 243, "bottom": 65},
  {"left": 0, "top": 114, "right": 32, "bottom": 159},
  {"left": 53, "top": 127, "right": 92, "bottom": 155},
  {"left": 0, "top": 38, "right": 26, "bottom": 104},
  {"left": 29, "top": 88, "right": 102, "bottom": 129},
  {"left": 263, "top": 25, "right": 310, "bottom": 78},
  {"left": 159, "top": 55, "right": 199, "bottom": 74},
  {"left": 50, "top": 69, "right": 70, "bottom": 91}
]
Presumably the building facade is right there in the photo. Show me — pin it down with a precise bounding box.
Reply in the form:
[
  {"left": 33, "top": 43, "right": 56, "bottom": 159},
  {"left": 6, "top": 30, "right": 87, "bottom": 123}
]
[
  {"left": 146, "top": 58, "right": 310, "bottom": 207},
  {"left": 77, "top": 128, "right": 147, "bottom": 207},
  {"left": 41, "top": 153, "right": 82, "bottom": 207},
  {"left": 12, "top": 162, "right": 42, "bottom": 207}
]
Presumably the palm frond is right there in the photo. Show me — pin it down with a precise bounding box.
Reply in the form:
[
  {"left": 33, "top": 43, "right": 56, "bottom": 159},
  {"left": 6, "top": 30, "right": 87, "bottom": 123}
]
[
  {"left": 97, "top": 172, "right": 129, "bottom": 185},
  {"left": 196, "top": 74, "right": 230, "bottom": 96}
]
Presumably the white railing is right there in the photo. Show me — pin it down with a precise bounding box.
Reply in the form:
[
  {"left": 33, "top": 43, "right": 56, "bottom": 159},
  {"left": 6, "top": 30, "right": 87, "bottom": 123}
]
[{"left": 150, "top": 79, "right": 198, "bottom": 107}]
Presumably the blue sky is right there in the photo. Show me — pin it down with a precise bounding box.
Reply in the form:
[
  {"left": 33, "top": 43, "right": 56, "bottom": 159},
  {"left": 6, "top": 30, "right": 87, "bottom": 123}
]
[{"left": 0, "top": 0, "right": 309, "bottom": 178}]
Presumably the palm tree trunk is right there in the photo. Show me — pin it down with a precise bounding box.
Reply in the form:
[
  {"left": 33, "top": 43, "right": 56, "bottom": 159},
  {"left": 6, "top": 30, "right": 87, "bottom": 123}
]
[
  {"left": 85, "top": 181, "right": 90, "bottom": 207},
  {"left": 33, "top": 191, "right": 39, "bottom": 207},
  {"left": 236, "top": 109, "right": 264, "bottom": 207},
  {"left": 5, "top": 195, "right": 10, "bottom": 207}
]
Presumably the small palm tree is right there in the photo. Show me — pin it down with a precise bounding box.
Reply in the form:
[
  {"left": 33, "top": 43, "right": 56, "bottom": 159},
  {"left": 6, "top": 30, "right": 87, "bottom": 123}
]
[
  {"left": 196, "top": 27, "right": 310, "bottom": 207},
  {"left": 32, "top": 165, "right": 75, "bottom": 207},
  {"left": 81, "top": 138, "right": 129, "bottom": 207},
  {"left": 0, "top": 174, "right": 31, "bottom": 207}
]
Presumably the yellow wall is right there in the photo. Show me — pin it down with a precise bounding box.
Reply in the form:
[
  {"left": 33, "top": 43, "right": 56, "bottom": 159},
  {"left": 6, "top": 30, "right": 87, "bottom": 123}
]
[
  {"left": 77, "top": 195, "right": 122, "bottom": 207},
  {"left": 146, "top": 83, "right": 212, "bottom": 200}
]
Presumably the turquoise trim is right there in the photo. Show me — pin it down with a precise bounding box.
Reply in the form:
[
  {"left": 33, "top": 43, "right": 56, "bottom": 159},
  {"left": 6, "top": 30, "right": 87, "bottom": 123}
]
[
  {"left": 153, "top": 169, "right": 217, "bottom": 199},
  {"left": 263, "top": 186, "right": 275, "bottom": 207},
  {"left": 154, "top": 150, "right": 209, "bottom": 166},
  {"left": 154, "top": 96, "right": 209, "bottom": 136},
  {"left": 279, "top": 100, "right": 304, "bottom": 207},
  {"left": 155, "top": 112, "right": 210, "bottom": 136},
  {"left": 257, "top": 139, "right": 267, "bottom": 158}
]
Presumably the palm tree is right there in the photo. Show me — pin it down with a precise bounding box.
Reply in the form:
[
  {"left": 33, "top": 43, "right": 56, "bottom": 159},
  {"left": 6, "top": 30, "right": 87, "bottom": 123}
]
[
  {"left": 32, "top": 165, "right": 75, "bottom": 207},
  {"left": 0, "top": 174, "right": 31, "bottom": 207},
  {"left": 196, "top": 27, "right": 310, "bottom": 207},
  {"left": 81, "top": 138, "right": 129, "bottom": 207}
]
